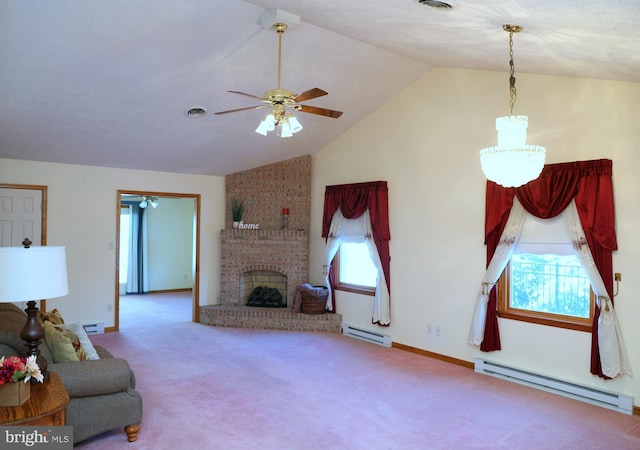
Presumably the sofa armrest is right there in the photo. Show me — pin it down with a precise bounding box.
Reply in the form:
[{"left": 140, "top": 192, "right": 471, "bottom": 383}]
[
  {"left": 95, "top": 345, "right": 114, "bottom": 359},
  {"left": 50, "top": 356, "right": 135, "bottom": 398}
]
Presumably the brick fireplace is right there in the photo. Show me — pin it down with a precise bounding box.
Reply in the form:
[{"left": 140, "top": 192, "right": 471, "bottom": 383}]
[
  {"left": 218, "top": 229, "right": 308, "bottom": 308},
  {"left": 199, "top": 155, "right": 341, "bottom": 333}
]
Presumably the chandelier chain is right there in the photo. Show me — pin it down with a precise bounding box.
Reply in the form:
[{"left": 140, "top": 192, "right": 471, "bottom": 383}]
[{"left": 508, "top": 31, "right": 517, "bottom": 115}]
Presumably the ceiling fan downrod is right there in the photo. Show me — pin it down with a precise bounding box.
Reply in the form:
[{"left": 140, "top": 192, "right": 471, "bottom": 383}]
[{"left": 274, "top": 23, "right": 287, "bottom": 90}]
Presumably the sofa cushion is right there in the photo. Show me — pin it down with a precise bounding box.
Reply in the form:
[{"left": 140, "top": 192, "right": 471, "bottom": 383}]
[{"left": 43, "top": 321, "right": 87, "bottom": 362}]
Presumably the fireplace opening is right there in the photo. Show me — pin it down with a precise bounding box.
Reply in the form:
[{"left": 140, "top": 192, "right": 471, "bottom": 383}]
[
  {"left": 246, "top": 286, "right": 285, "bottom": 308},
  {"left": 240, "top": 270, "right": 288, "bottom": 307}
]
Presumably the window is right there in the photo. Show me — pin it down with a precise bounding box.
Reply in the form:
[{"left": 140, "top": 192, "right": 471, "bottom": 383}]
[
  {"left": 497, "top": 213, "right": 594, "bottom": 331},
  {"left": 333, "top": 242, "right": 376, "bottom": 296}
]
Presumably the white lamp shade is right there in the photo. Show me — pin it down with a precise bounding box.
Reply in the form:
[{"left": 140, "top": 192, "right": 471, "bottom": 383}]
[{"left": 0, "top": 246, "right": 69, "bottom": 302}]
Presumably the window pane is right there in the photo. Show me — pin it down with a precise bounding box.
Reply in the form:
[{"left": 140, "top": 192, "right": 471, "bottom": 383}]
[
  {"left": 510, "top": 253, "right": 591, "bottom": 318},
  {"left": 339, "top": 242, "right": 377, "bottom": 288}
]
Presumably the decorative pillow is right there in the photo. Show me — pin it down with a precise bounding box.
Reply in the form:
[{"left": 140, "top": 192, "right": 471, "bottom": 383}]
[
  {"left": 39, "top": 308, "right": 65, "bottom": 326},
  {"left": 62, "top": 322, "right": 100, "bottom": 360},
  {"left": 43, "top": 321, "right": 87, "bottom": 362}
]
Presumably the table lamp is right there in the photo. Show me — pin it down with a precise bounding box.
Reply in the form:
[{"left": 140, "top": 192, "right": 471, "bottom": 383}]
[{"left": 0, "top": 238, "right": 69, "bottom": 381}]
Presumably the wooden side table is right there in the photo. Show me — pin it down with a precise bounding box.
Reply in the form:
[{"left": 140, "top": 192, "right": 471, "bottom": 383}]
[{"left": 0, "top": 372, "right": 69, "bottom": 426}]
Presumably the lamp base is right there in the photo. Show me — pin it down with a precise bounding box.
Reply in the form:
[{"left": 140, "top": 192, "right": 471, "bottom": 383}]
[{"left": 20, "top": 300, "right": 49, "bottom": 382}]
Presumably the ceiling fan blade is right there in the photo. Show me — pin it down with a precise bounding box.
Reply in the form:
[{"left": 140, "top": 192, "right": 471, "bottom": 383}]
[
  {"left": 294, "top": 88, "right": 328, "bottom": 103},
  {"left": 297, "top": 104, "right": 343, "bottom": 119},
  {"left": 227, "top": 91, "right": 265, "bottom": 101},
  {"left": 214, "top": 105, "right": 269, "bottom": 115}
]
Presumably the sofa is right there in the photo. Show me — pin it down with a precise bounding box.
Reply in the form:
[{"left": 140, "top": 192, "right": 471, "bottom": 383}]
[{"left": 0, "top": 303, "right": 142, "bottom": 443}]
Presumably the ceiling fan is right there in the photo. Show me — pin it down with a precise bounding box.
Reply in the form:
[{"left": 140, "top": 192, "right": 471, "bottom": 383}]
[{"left": 214, "top": 22, "right": 343, "bottom": 138}]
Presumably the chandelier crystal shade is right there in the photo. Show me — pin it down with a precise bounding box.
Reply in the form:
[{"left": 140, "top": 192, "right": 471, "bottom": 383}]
[{"left": 480, "top": 25, "right": 546, "bottom": 188}]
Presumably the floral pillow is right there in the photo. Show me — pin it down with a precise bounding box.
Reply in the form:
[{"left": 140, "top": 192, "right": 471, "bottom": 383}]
[{"left": 43, "top": 321, "right": 88, "bottom": 362}]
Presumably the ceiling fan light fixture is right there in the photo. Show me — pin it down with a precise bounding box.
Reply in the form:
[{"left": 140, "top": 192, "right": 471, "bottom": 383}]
[
  {"left": 255, "top": 111, "right": 302, "bottom": 138},
  {"left": 216, "top": 8, "right": 342, "bottom": 132},
  {"left": 139, "top": 196, "right": 159, "bottom": 209}
]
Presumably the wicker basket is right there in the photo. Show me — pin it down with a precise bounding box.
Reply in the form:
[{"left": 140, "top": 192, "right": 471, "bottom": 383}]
[{"left": 300, "top": 288, "right": 328, "bottom": 315}]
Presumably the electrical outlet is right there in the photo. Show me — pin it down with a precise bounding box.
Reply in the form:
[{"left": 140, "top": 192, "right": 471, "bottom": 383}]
[
  {"left": 435, "top": 326, "right": 441, "bottom": 337},
  {"left": 107, "top": 304, "right": 113, "bottom": 312},
  {"left": 615, "top": 272, "right": 622, "bottom": 281},
  {"left": 427, "top": 324, "right": 432, "bottom": 335}
]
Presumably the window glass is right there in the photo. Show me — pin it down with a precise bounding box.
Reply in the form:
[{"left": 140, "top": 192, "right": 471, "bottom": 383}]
[
  {"left": 339, "top": 242, "right": 377, "bottom": 288},
  {"left": 509, "top": 253, "right": 591, "bottom": 318}
]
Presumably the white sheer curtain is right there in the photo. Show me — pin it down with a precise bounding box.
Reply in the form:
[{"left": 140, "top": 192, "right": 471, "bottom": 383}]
[
  {"left": 468, "top": 198, "right": 526, "bottom": 345},
  {"left": 324, "top": 210, "right": 346, "bottom": 310},
  {"left": 363, "top": 211, "right": 390, "bottom": 325},
  {"left": 324, "top": 208, "right": 390, "bottom": 325},
  {"left": 562, "top": 200, "right": 632, "bottom": 378}
]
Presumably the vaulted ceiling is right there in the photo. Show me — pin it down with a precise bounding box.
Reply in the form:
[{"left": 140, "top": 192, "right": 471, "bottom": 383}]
[{"left": 1, "top": 1, "right": 638, "bottom": 176}]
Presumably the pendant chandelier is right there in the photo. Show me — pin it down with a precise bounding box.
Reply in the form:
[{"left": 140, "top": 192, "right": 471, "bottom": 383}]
[{"left": 480, "top": 25, "right": 545, "bottom": 188}]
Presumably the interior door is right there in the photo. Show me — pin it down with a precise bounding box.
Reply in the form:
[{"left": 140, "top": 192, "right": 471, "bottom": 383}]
[
  {"left": 0, "top": 187, "right": 43, "bottom": 246},
  {"left": 0, "top": 184, "right": 47, "bottom": 309}
]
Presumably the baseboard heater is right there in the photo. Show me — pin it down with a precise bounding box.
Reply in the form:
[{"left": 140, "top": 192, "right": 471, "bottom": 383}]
[
  {"left": 83, "top": 322, "right": 105, "bottom": 335},
  {"left": 342, "top": 324, "right": 391, "bottom": 347},
  {"left": 474, "top": 358, "right": 633, "bottom": 415}
]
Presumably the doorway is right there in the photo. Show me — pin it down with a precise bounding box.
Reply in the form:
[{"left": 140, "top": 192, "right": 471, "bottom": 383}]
[{"left": 115, "top": 190, "right": 201, "bottom": 331}]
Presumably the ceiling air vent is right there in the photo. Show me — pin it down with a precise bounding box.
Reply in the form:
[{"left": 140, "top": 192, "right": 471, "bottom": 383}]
[
  {"left": 418, "top": 0, "right": 453, "bottom": 8},
  {"left": 186, "top": 107, "right": 206, "bottom": 118}
]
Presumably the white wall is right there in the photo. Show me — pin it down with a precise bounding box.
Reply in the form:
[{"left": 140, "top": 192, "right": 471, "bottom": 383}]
[
  {"left": 0, "top": 159, "right": 225, "bottom": 327},
  {"left": 310, "top": 68, "right": 640, "bottom": 405},
  {"left": 146, "top": 197, "right": 194, "bottom": 291}
]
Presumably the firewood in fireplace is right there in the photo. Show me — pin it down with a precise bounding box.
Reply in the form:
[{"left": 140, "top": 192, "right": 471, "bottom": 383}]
[{"left": 246, "top": 286, "right": 285, "bottom": 308}]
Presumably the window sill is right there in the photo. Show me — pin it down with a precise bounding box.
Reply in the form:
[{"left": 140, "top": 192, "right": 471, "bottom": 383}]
[
  {"left": 497, "top": 310, "right": 592, "bottom": 332},
  {"left": 334, "top": 283, "right": 375, "bottom": 297}
]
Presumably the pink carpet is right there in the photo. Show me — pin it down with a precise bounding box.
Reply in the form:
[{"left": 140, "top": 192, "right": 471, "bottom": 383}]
[{"left": 75, "top": 293, "right": 640, "bottom": 449}]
